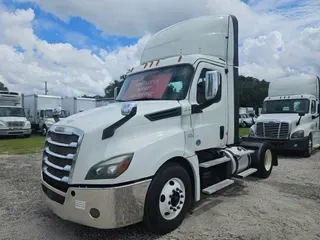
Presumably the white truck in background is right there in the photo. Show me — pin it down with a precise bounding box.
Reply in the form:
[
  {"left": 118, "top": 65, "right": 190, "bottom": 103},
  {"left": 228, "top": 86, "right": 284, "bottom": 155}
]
[
  {"left": 0, "top": 91, "right": 31, "bottom": 137},
  {"left": 23, "top": 94, "right": 69, "bottom": 136},
  {"left": 248, "top": 75, "right": 320, "bottom": 157},
  {"left": 40, "top": 15, "right": 278, "bottom": 235},
  {"left": 62, "top": 97, "right": 96, "bottom": 115}
]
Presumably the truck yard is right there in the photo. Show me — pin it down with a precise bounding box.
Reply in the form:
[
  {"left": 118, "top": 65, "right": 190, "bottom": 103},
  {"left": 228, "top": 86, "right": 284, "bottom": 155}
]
[
  {"left": 0, "top": 9, "right": 319, "bottom": 240},
  {"left": 1, "top": 149, "right": 320, "bottom": 240}
]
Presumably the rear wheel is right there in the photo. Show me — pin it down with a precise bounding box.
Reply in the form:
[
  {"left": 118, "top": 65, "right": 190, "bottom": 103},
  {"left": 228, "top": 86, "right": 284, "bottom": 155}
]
[{"left": 143, "top": 162, "right": 192, "bottom": 235}]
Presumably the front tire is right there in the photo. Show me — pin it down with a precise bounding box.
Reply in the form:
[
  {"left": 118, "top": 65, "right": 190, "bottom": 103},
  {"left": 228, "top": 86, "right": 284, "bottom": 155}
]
[
  {"left": 303, "top": 134, "right": 313, "bottom": 158},
  {"left": 41, "top": 126, "right": 47, "bottom": 136},
  {"left": 255, "top": 143, "right": 276, "bottom": 179},
  {"left": 143, "top": 162, "right": 192, "bottom": 235}
]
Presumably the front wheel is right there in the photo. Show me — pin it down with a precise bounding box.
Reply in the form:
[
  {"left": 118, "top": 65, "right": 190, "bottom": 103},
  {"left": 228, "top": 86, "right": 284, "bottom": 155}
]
[
  {"left": 255, "top": 143, "right": 276, "bottom": 179},
  {"left": 41, "top": 126, "right": 47, "bottom": 136},
  {"left": 143, "top": 162, "right": 192, "bottom": 235},
  {"left": 303, "top": 134, "right": 313, "bottom": 158}
]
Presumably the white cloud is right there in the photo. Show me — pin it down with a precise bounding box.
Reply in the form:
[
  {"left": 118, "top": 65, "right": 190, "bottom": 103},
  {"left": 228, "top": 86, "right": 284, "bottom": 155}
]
[
  {"left": 0, "top": 0, "right": 319, "bottom": 97},
  {"left": 0, "top": 6, "right": 150, "bottom": 96}
]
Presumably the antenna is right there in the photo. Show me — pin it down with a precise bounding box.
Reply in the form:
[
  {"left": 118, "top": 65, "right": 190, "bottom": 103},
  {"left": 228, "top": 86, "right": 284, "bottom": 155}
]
[{"left": 45, "top": 81, "right": 48, "bottom": 95}]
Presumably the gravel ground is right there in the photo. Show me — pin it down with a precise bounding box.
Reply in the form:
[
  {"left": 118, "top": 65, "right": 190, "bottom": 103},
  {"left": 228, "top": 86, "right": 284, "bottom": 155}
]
[{"left": 1, "top": 152, "right": 320, "bottom": 240}]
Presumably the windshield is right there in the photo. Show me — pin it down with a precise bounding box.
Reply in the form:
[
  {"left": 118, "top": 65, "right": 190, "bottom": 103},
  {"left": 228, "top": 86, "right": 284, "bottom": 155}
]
[
  {"left": 45, "top": 110, "right": 68, "bottom": 118},
  {"left": 262, "top": 99, "right": 309, "bottom": 114},
  {"left": 116, "top": 65, "right": 194, "bottom": 101},
  {"left": 0, "top": 107, "right": 25, "bottom": 117}
]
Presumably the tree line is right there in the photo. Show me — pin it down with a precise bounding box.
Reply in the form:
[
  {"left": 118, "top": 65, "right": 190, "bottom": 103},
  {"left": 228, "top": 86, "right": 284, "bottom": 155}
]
[{"left": 1, "top": 74, "right": 269, "bottom": 107}]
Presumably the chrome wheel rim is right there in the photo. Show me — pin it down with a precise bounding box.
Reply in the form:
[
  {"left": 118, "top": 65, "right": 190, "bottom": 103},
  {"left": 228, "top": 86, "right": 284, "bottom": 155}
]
[
  {"left": 264, "top": 149, "right": 272, "bottom": 171},
  {"left": 159, "top": 178, "right": 185, "bottom": 220},
  {"left": 308, "top": 138, "right": 313, "bottom": 154}
]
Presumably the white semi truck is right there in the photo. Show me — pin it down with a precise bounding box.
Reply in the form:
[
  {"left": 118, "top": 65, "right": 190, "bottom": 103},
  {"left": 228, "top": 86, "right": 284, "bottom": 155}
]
[
  {"left": 248, "top": 75, "right": 320, "bottom": 157},
  {"left": 24, "top": 94, "right": 69, "bottom": 136},
  {"left": 40, "top": 15, "right": 278, "bottom": 234},
  {"left": 0, "top": 91, "right": 31, "bottom": 137},
  {"left": 62, "top": 97, "right": 97, "bottom": 115}
]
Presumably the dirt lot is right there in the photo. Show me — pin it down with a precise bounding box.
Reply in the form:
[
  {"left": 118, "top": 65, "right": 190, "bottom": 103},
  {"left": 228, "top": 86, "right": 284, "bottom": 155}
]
[{"left": 1, "top": 152, "right": 320, "bottom": 240}]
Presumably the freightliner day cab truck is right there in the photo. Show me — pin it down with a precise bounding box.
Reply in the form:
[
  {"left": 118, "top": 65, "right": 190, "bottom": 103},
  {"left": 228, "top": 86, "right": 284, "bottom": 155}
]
[
  {"left": 248, "top": 75, "right": 320, "bottom": 157},
  {"left": 40, "top": 15, "right": 278, "bottom": 234},
  {"left": 0, "top": 91, "right": 31, "bottom": 137},
  {"left": 23, "top": 94, "right": 69, "bottom": 136}
]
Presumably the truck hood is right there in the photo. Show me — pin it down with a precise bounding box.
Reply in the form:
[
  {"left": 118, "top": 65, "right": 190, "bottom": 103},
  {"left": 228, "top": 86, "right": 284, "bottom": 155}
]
[
  {"left": 257, "top": 114, "right": 302, "bottom": 124},
  {"left": 0, "top": 117, "right": 27, "bottom": 123},
  {"left": 56, "top": 100, "right": 181, "bottom": 133}
]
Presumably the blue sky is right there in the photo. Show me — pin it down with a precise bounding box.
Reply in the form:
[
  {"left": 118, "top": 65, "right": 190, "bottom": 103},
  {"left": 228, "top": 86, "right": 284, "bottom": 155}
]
[{"left": 3, "top": 0, "right": 139, "bottom": 53}]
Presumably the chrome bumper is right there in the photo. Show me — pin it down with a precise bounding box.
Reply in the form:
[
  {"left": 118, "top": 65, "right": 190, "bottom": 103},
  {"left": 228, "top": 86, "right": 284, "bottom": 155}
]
[
  {"left": 41, "top": 179, "right": 151, "bottom": 229},
  {"left": 0, "top": 128, "right": 31, "bottom": 136}
]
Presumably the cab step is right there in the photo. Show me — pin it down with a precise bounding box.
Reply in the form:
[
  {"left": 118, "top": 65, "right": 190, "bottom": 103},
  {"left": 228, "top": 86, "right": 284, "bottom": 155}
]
[
  {"left": 235, "top": 168, "right": 257, "bottom": 178},
  {"left": 199, "top": 156, "right": 231, "bottom": 168},
  {"left": 313, "top": 144, "right": 320, "bottom": 149},
  {"left": 202, "top": 179, "right": 234, "bottom": 195}
]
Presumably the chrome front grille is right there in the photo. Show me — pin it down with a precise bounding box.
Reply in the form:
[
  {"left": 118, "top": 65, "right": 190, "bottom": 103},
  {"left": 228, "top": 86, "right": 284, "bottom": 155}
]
[
  {"left": 42, "top": 126, "right": 84, "bottom": 193},
  {"left": 7, "top": 121, "right": 24, "bottom": 128},
  {"left": 256, "top": 121, "right": 290, "bottom": 139}
]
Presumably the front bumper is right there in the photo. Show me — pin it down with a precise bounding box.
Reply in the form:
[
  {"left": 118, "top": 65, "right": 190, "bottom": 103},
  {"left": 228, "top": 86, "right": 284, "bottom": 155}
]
[
  {"left": 0, "top": 128, "right": 32, "bottom": 136},
  {"left": 41, "top": 179, "right": 151, "bottom": 229},
  {"left": 244, "top": 136, "right": 309, "bottom": 151}
]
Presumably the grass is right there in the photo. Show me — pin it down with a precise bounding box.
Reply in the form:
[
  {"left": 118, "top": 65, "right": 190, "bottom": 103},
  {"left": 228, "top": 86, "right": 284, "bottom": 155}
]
[
  {"left": 0, "top": 135, "right": 45, "bottom": 155},
  {"left": 239, "top": 127, "right": 249, "bottom": 137},
  {"left": 0, "top": 128, "right": 250, "bottom": 155}
]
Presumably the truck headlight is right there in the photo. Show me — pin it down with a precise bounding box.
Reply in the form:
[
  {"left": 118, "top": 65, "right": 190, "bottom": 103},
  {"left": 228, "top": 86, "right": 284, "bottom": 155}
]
[
  {"left": 85, "top": 153, "right": 133, "bottom": 180},
  {"left": 0, "top": 122, "right": 5, "bottom": 128},
  {"left": 25, "top": 121, "right": 31, "bottom": 128},
  {"left": 291, "top": 130, "right": 304, "bottom": 139}
]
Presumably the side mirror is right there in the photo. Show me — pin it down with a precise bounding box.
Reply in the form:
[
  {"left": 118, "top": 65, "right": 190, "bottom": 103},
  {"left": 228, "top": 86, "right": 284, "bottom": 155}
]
[
  {"left": 298, "top": 112, "right": 305, "bottom": 117},
  {"left": 205, "top": 71, "right": 220, "bottom": 100}
]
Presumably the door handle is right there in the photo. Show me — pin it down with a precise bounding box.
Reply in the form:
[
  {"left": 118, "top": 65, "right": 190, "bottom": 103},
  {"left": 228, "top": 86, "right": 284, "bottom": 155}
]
[{"left": 220, "top": 126, "right": 224, "bottom": 140}]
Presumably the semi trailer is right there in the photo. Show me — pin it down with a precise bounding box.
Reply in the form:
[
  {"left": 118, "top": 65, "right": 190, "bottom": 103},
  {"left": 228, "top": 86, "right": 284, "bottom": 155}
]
[
  {"left": 0, "top": 91, "right": 31, "bottom": 137},
  {"left": 23, "top": 94, "right": 69, "bottom": 135},
  {"left": 62, "top": 97, "right": 97, "bottom": 115},
  {"left": 40, "top": 15, "right": 278, "bottom": 234},
  {"left": 248, "top": 75, "right": 320, "bottom": 157}
]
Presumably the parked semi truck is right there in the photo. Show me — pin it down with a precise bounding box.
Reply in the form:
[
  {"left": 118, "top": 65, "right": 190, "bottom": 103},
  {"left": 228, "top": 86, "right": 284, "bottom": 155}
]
[
  {"left": 248, "top": 75, "right": 320, "bottom": 157},
  {"left": 0, "top": 91, "right": 31, "bottom": 137},
  {"left": 23, "top": 94, "right": 69, "bottom": 135},
  {"left": 40, "top": 15, "right": 278, "bottom": 234},
  {"left": 62, "top": 97, "right": 97, "bottom": 115}
]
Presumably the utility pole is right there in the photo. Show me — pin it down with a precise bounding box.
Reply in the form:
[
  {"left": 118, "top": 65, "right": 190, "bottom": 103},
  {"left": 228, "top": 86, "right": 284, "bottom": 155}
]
[{"left": 45, "top": 81, "right": 48, "bottom": 95}]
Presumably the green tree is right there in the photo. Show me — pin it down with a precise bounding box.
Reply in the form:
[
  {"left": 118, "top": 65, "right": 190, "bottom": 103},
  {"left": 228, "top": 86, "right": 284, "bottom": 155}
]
[
  {"left": 104, "top": 73, "right": 128, "bottom": 98},
  {"left": 0, "top": 82, "right": 8, "bottom": 91}
]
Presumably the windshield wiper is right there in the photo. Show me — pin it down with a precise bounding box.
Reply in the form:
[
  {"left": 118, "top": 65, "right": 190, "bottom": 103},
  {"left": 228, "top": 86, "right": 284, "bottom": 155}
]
[{"left": 117, "top": 97, "right": 164, "bottom": 102}]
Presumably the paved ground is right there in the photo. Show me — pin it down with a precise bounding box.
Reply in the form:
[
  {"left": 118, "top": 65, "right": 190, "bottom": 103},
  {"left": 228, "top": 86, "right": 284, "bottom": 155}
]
[{"left": 1, "top": 152, "right": 320, "bottom": 240}]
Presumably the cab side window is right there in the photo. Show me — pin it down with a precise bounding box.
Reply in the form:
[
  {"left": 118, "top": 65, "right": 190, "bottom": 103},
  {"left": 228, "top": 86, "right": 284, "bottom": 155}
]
[
  {"left": 196, "top": 68, "right": 221, "bottom": 105},
  {"left": 311, "top": 100, "right": 316, "bottom": 114}
]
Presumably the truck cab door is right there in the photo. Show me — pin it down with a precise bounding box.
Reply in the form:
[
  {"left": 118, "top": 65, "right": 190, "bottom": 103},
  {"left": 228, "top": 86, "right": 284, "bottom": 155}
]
[
  {"left": 309, "top": 99, "right": 320, "bottom": 146},
  {"left": 189, "top": 62, "right": 228, "bottom": 151}
]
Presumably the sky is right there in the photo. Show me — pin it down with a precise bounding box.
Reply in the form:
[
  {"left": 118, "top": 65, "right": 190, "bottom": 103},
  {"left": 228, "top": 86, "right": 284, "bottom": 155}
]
[{"left": 0, "top": 0, "right": 319, "bottom": 97}]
